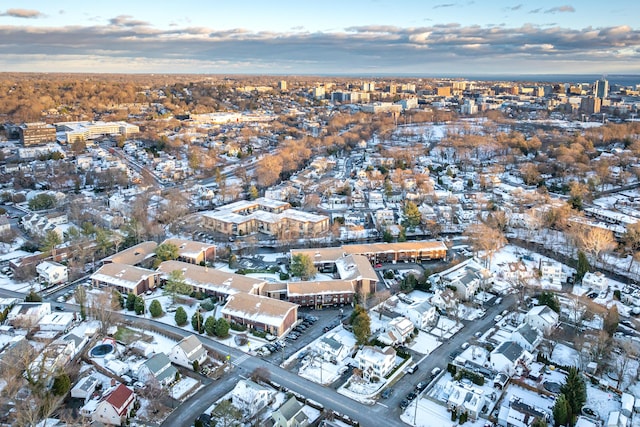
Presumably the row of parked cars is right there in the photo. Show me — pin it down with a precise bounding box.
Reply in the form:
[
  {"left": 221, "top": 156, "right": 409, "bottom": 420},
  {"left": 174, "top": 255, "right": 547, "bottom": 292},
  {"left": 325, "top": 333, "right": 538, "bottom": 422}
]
[
  {"left": 285, "top": 315, "right": 318, "bottom": 342},
  {"left": 398, "top": 367, "right": 442, "bottom": 408},
  {"left": 257, "top": 340, "right": 286, "bottom": 357}
]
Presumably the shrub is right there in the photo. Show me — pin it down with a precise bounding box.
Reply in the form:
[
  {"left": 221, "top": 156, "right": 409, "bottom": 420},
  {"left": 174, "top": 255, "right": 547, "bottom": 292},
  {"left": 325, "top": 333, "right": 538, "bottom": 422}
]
[
  {"left": 230, "top": 322, "right": 247, "bottom": 332},
  {"left": 175, "top": 307, "right": 188, "bottom": 326},
  {"left": 200, "top": 298, "right": 216, "bottom": 312},
  {"left": 149, "top": 300, "right": 163, "bottom": 318}
]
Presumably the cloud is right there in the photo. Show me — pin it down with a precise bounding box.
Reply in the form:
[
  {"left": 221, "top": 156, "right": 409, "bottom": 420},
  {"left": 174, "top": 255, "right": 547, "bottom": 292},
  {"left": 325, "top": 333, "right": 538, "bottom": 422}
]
[
  {"left": 545, "top": 5, "right": 575, "bottom": 14},
  {"left": 506, "top": 4, "right": 523, "bottom": 11},
  {"left": 109, "top": 15, "right": 150, "bottom": 27},
  {"left": 0, "top": 8, "right": 44, "bottom": 19},
  {"left": 433, "top": 3, "right": 456, "bottom": 9},
  {"left": 0, "top": 21, "right": 638, "bottom": 74}
]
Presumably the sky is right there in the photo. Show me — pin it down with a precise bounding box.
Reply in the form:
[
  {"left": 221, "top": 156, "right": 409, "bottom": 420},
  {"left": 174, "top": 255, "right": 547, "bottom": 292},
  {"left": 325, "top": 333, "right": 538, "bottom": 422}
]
[{"left": 0, "top": 0, "right": 639, "bottom": 76}]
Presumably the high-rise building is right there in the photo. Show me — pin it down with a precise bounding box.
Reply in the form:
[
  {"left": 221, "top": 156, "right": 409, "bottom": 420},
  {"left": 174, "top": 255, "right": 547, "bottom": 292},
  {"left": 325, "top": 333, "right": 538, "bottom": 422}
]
[
  {"left": 580, "top": 96, "right": 601, "bottom": 115},
  {"left": 278, "top": 80, "right": 287, "bottom": 91},
  {"left": 595, "top": 79, "right": 609, "bottom": 99},
  {"left": 18, "top": 122, "right": 57, "bottom": 146}
]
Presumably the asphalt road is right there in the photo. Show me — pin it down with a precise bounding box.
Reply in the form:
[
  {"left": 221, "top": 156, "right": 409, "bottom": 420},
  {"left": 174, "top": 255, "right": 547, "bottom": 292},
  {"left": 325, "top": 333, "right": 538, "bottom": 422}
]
[{"left": 0, "top": 288, "right": 516, "bottom": 427}]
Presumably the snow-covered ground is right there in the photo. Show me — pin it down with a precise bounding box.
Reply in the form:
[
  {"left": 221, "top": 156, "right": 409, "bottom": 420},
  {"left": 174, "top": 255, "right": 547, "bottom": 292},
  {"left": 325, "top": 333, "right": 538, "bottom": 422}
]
[
  {"left": 170, "top": 376, "right": 201, "bottom": 400},
  {"left": 551, "top": 343, "right": 581, "bottom": 367},
  {"left": 408, "top": 331, "right": 442, "bottom": 355}
]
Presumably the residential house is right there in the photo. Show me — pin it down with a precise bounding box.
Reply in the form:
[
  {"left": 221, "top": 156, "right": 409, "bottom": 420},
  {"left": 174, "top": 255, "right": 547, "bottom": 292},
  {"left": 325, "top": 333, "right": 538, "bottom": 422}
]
[
  {"left": 497, "top": 396, "right": 549, "bottom": 427},
  {"left": 231, "top": 379, "right": 275, "bottom": 419},
  {"left": 434, "top": 258, "right": 493, "bottom": 301},
  {"left": 28, "top": 338, "right": 76, "bottom": 386},
  {"left": 525, "top": 305, "right": 559, "bottom": 334},
  {"left": 221, "top": 292, "right": 298, "bottom": 338},
  {"left": 446, "top": 381, "right": 486, "bottom": 420},
  {"left": 316, "top": 335, "right": 350, "bottom": 363},
  {"left": 490, "top": 341, "right": 532, "bottom": 375},
  {"left": 36, "top": 261, "right": 68, "bottom": 285},
  {"left": 0, "top": 216, "right": 11, "bottom": 235},
  {"left": 378, "top": 316, "right": 415, "bottom": 346},
  {"left": 137, "top": 353, "right": 178, "bottom": 387},
  {"left": 270, "top": 397, "right": 309, "bottom": 427},
  {"left": 7, "top": 302, "right": 51, "bottom": 328},
  {"left": 582, "top": 271, "right": 608, "bottom": 292},
  {"left": 21, "top": 212, "right": 67, "bottom": 239},
  {"left": 169, "top": 335, "right": 208, "bottom": 370},
  {"left": 286, "top": 280, "right": 354, "bottom": 309},
  {"left": 39, "top": 312, "right": 75, "bottom": 332},
  {"left": 91, "top": 262, "right": 160, "bottom": 295},
  {"left": 510, "top": 323, "right": 542, "bottom": 352},
  {"left": 92, "top": 384, "right": 136, "bottom": 426},
  {"left": 160, "top": 238, "right": 216, "bottom": 265},
  {"left": 404, "top": 300, "right": 437, "bottom": 331},
  {"left": 540, "top": 260, "right": 566, "bottom": 285},
  {"left": 356, "top": 346, "right": 396, "bottom": 382},
  {"left": 342, "top": 241, "right": 448, "bottom": 263},
  {"left": 71, "top": 374, "right": 100, "bottom": 402}
]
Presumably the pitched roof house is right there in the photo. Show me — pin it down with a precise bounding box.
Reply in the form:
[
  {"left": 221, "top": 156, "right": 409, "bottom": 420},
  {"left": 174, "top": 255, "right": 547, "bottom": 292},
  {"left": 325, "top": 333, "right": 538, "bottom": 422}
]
[
  {"left": 230, "top": 379, "right": 275, "bottom": 418},
  {"left": 221, "top": 292, "right": 298, "bottom": 337},
  {"left": 525, "top": 305, "right": 559, "bottom": 334},
  {"left": 490, "top": 341, "right": 532, "bottom": 375},
  {"left": 91, "top": 262, "right": 160, "bottom": 296},
  {"left": 137, "top": 352, "right": 178, "bottom": 386},
  {"left": 169, "top": 335, "right": 208, "bottom": 370},
  {"left": 510, "top": 323, "right": 542, "bottom": 352},
  {"left": 270, "top": 397, "right": 309, "bottom": 427},
  {"left": 92, "top": 384, "right": 136, "bottom": 426}
]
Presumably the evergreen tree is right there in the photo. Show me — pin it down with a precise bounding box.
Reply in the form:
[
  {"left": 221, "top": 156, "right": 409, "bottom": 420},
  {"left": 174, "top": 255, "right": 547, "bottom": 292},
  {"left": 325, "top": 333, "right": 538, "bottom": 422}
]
[
  {"left": 52, "top": 373, "right": 71, "bottom": 396},
  {"left": 25, "top": 290, "right": 43, "bottom": 302},
  {"left": 538, "top": 291, "right": 560, "bottom": 313},
  {"left": 192, "top": 311, "right": 205, "bottom": 333},
  {"left": 149, "top": 300, "right": 163, "bottom": 318},
  {"left": 134, "top": 296, "right": 145, "bottom": 315},
  {"left": 552, "top": 394, "right": 570, "bottom": 427},
  {"left": 126, "top": 292, "right": 137, "bottom": 311},
  {"left": 532, "top": 418, "right": 548, "bottom": 427},
  {"left": 576, "top": 251, "right": 590, "bottom": 282},
  {"left": 204, "top": 316, "right": 216, "bottom": 336},
  {"left": 214, "top": 318, "right": 230, "bottom": 338},
  {"left": 560, "top": 367, "right": 587, "bottom": 421},
  {"left": 352, "top": 307, "right": 371, "bottom": 345},
  {"left": 175, "top": 306, "right": 188, "bottom": 326},
  {"left": 403, "top": 201, "right": 422, "bottom": 231}
]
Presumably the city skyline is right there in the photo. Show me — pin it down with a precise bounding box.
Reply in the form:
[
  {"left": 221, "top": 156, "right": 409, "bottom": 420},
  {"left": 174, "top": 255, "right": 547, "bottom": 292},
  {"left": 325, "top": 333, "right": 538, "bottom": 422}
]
[{"left": 0, "top": 0, "right": 639, "bottom": 75}]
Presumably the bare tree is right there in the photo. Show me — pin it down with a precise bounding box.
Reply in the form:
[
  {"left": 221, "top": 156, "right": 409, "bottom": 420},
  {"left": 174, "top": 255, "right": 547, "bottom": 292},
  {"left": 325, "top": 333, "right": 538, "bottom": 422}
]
[{"left": 89, "top": 289, "right": 122, "bottom": 334}]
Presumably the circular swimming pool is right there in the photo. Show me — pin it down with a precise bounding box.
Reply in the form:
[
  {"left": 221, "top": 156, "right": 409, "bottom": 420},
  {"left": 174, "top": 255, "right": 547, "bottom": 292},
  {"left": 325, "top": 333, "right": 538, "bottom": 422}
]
[{"left": 89, "top": 343, "right": 115, "bottom": 358}]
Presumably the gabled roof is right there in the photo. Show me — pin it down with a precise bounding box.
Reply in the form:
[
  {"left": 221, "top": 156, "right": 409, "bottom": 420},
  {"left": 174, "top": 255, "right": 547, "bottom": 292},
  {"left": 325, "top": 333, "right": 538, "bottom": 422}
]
[
  {"left": 278, "top": 397, "right": 305, "bottom": 422},
  {"left": 492, "top": 341, "right": 525, "bottom": 362},
  {"left": 512, "top": 323, "right": 540, "bottom": 346},
  {"left": 144, "top": 352, "right": 171, "bottom": 375},
  {"left": 104, "top": 384, "right": 134, "bottom": 416},
  {"left": 176, "top": 335, "right": 203, "bottom": 355},
  {"left": 287, "top": 280, "right": 354, "bottom": 296},
  {"left": 103, "top": 241, "right": 158, "bottom": 266},
  {"left": 335, "top": 254, "right": 378, "bottom": 282},
  {"left": 91, "top": 262, "right": 159, "bottom": 290},
  {"left": 222, "top": 293, "right": 298, "bottom": 327}
]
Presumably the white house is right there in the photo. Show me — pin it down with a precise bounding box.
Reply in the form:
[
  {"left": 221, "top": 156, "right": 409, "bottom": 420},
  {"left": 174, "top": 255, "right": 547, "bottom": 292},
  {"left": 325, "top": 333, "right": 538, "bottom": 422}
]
[
  {"left": 497, "top": 396, "right": 549, "bottom": 427},
  {"left": 230, "top": 379, "right": 275, "bottom": 419},
  {"left": 405, "top": 301, "right": 437, "bottom": 331},
  {"left": 490, "top": 341, "right": 532, "bottom": 375},
  {"left": 446, "top": 381, "right": 486, "bottom": 420},
  {"left": 510, "top": 323, "right": 542, "bottom": 352},
  {"left": 378, "top": 316, "right": 415, "bottom": 346},
  {"left": 92, "top": 384, "right": 135, "bottom": 426},
  {"left": 7, "top": 302, "right": 51, "bottom": 327},
  {"left": 71, "top": 374, "right": 100, "bottom": 402},
  {"left": 39, "top": 312, "right": 75, "bottom": 332},
  {"left": 270, "top": 397, "right": 309, "bottom": 427},
  {"left": 582, "top": 271, "right": 608, "bottom": 292},
  {"left": 356, "top": 346, "right": 396, "bottom": 382},
  {"left": 540, "top": 260, "right": 566, "bottom": 285},
  {"left": 435, "top": 258, "right": 493, "bottom": 300},
  {"left": 316, "top": 335, "right": 350, "bottom": 363},
  {"left": 137, "top": 353, "right": 178, "bottom": 387},
  {"left": 169, "top": 335, "right": 208, "bottom": 370},
  {"left": 525, "top": 305, "right": 559, "bottom": 334},
  {"left": 36, "top": 261, "right": 68, "bottom": 285}
]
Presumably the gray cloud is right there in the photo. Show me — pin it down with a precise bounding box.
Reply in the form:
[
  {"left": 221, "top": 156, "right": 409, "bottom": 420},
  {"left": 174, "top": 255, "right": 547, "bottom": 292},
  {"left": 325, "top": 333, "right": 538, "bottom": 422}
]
[
  {"left": 433, "top": 3, "right": 456, "bottom": 9},
  {"left": 507, "top": 4, "right": 523, "bottom": 11},
  {"left": 0, "top": 21, "right": 638, "bottom": 74},
  {"left": 545, "top": 5, "right": 575, "bottom": 14},
  {"left": 109, "top": 15, "right": 150, "bottom": 27},
  {"left": 0, "top": 8, "right": 44, "bottom": 19}
]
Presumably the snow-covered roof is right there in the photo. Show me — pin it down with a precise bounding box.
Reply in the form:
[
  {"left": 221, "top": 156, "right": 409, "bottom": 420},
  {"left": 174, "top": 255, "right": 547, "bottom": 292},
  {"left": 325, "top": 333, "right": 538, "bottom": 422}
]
[
  {"left": 91, "top": 262, "right": 159, "bottom": 290},
  {"left": 221, "top": 293, "right": 297, "bottom": 327}
]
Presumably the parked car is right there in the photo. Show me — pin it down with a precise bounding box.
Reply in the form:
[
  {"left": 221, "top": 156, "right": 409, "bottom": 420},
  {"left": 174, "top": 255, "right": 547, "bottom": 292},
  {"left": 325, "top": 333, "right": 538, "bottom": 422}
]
[
  {"left": 406, "top": 391, "right": 417, "bottom": 401},
  {"left": 381, "top": 388, "right": 393, "bottom": 399},
  {"left": 405, "top": 364, "right": 418, "bottom": 374},
  {"left": 400, "top": 400, "right": 409, "bottom": 409},
  {"left": 415, "top": 382, "right": 427, "bottom": 392}
]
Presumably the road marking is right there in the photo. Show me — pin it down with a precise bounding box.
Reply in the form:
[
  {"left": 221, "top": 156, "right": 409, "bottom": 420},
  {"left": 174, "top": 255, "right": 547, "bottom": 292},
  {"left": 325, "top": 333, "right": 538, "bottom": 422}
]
[
  {"left": 376, "top": 402, "right": 388, "bottom": 408},
  {"left": 232, "top": 353, "right": 251, "bottom": 366}
]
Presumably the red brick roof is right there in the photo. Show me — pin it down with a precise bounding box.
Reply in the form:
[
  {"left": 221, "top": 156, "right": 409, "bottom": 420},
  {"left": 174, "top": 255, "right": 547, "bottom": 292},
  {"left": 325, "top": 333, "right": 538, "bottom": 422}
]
[{"left": 105, "top": 384, "right": 134, "bottom": 416}]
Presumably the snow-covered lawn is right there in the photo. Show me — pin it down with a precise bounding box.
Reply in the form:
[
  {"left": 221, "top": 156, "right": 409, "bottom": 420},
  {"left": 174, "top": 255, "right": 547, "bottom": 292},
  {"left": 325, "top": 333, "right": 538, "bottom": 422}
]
[
  {"left": 170, "top": 376, "right": 201, "bottom": 400},
  {"left": 337, "top": 376, "right": 382, "bottom": 405},
  {"left": 429, "top": 317, "right": 464, "bottom": 340},
  {"left": 400, "top": 396, "right": 489, "bottom": 427},
  {"left": 298, "top": 356, "right": 343, "bottom": 386},
  {"left": 586, "top": 385, "right": 622, "bottom": 421},
  {"left": 408, "top": 331, "right": 442, "bottom": 355},
  {"left": 551, "top": 343, "right": 580, "bottom": 367}
]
